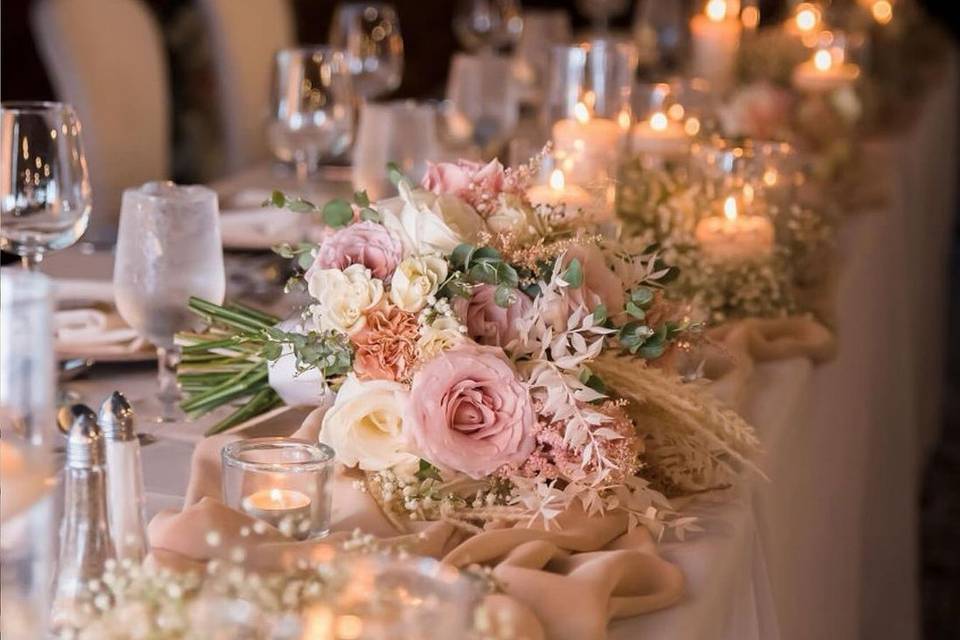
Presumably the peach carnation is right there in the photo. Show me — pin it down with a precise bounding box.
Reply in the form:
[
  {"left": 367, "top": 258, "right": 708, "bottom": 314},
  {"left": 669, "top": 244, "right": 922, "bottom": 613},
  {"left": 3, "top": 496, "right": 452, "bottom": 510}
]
[{"left": 351, "top": 305, "right": 420, "bottom": 382}]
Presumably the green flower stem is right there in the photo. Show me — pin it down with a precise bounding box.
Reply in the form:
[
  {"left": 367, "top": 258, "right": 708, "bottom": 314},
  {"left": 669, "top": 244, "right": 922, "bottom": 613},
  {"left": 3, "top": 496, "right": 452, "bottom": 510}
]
[
  {"left": 204, "top": 387, "right": 282, "bottom": 436},
  {"left": 180, "top": 368, "right": 268, "bottom": 414}
]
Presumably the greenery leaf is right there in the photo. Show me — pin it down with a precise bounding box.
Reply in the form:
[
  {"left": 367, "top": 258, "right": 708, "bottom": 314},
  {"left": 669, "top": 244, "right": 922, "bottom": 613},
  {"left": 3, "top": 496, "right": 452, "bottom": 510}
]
[
  {"left": 322, "top": 198, "right": 354, "bottom": 228},
  {"left": 387, "top": 161, "right": 411, "bottom": 188},
  {"left": 287, "top": 198, "right": 317, "bottom": 213},
  {"left": 416, "top": 459, "right": 442, "bottom": 482},
  {"left": 359, "top": 207, "right": 381, "bottom": 222},
  {"left": 494, "top": 284, "right": 516, "bottom": 308},
  {"left": 592, "top": 303, "right": 607, "bottom": 325},
  {"left": 451, "top": 243, "right": 476, "bottom": 270},
  {"left": 562, "top": 258, "right": 583, "bottom": 288},
  {"left": 353, "top": 190, "right": 370, "bottom": 207}
]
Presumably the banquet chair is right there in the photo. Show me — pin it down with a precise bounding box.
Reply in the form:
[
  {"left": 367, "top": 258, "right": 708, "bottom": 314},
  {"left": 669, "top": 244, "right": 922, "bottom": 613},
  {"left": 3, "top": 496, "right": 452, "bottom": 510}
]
[
  {"left": 197, "top": 0, "right": 295, "bottom": 174},
  {"left": 30, "top": 0, "right": 170, "bottom": 245}
]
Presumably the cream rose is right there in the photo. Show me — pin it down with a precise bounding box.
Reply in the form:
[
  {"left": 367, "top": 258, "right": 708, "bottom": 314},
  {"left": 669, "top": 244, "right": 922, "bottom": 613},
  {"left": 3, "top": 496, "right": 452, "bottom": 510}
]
[
  {"left": 379, "top": 183, "right": 484, "bottom": 256},
  {"left": 320, "top": 374, "right": 417, "bottom": 471},
  {"left": 417, "top": 316, "right": 466, "bottom": 359},
  {"left": 485, "top": 194, "right": 536, "bottom": 238},
  {"left": 307, "top": 263, "right": 384, "bottom": 335},
  {"left": 390, "top": 255, "right": 449, "bottom": 312}
]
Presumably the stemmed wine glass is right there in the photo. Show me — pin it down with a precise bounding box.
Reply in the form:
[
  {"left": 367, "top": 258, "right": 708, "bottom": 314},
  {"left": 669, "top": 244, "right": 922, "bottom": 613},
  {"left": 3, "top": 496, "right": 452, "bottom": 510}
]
[
  {"left": 453, "top": 0, "right": 524, "bottom": 52},
  {"left": 113, "top": 182, "right": 225, "bottom": 423},
  {"left": 268, "top": 46, "right": 355, "bottom": 187},
  {"left": 576, "top": 0, "right": 630, "bottom": 35},
  {"left": 0, "top": 102, "right": 92, "bottom": 271},
  {"left": 329, "top": 2, "right": 405, "bottom": 101}
]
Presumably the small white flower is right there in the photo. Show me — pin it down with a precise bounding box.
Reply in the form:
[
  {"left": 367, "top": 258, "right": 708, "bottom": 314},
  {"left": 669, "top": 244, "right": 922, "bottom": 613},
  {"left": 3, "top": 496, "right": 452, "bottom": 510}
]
[
  {"left": 390, "top": 255, "right": 448, "bottom": 312},
  {"left": 485, "top": 193, "right": 536, "bottom": 237}
]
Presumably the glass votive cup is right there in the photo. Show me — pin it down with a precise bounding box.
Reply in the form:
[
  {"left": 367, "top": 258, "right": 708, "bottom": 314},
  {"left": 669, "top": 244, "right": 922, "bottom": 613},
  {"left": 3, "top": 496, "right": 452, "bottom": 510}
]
[{"left": 221, "top": 438, "right": 335, "bottom": 540}]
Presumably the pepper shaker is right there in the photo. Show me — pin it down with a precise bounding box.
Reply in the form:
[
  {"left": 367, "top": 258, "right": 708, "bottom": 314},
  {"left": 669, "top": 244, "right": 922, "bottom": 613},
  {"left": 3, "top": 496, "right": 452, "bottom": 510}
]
[
  {"left": 99, "top": 392, "right": 149, "bottom": 563},
  {"left": 52, "top": 405, "right": 115, "bottom": 630}
]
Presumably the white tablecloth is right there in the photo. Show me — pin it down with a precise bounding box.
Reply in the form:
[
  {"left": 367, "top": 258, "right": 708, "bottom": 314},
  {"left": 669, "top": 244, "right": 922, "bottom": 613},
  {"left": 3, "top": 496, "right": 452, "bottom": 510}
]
[{"left": 35, "top": 53, "right": 957, "bottom": 640}]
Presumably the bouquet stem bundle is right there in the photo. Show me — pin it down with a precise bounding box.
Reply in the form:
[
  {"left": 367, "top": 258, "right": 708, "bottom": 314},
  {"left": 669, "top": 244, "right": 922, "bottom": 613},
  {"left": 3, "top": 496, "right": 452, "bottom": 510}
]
[{"left": 176, "top": 298, "right": 283, "bottom": 436}]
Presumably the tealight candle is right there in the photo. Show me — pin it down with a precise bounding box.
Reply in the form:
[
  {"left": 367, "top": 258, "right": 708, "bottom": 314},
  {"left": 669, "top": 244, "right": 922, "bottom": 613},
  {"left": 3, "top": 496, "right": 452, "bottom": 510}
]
[
  {"left": 526, "top": 168, "right": 595, "bottom": 211},
  {"left": 695, "top": 195, "right": 774, "bottom": 261},
  {"left": 690, "top": 0, "right": 742, "bottom": 93},
  {"left": 631, "top": 111, "right": 690, "bottom": 158},
  {"left": 242, "top": 487, "right": 312, "bottom": 536},
  {"left": 792, "top": 45, "right": 860, "bottom": 93},
  {"left": 784, "top": 3, "right": 823, "bottom": 47},
  {"left": 551, "top": 102, "right": 623, "bottom": 183}
]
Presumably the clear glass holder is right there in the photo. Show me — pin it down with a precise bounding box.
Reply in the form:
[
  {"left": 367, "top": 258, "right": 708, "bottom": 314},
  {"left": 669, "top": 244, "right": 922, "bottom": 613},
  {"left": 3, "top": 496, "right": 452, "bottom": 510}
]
[
  {"left": 154, "top": 346, "right": 184, "bottom": 424},
  {"left": 221, "top": 438, "right": 335, "bottom": 540}
]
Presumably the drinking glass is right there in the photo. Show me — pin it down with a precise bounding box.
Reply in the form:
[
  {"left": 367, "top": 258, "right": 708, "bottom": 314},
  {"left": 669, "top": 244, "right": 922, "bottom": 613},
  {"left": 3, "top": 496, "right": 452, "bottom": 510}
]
[
  {"left": 353, "top": 101, "right": 439, "bottom": 200},
  {"left": 0, "top": 270, "right": 56, "bottom": 447},
  {"left": 113, "top": 182, "right": 225, "bottom": 422},
  {"left": 0, "top": 102, "right": 92, "bottom": 271},
  {"left": 577, "top": 0, "right": 630, "bottom": 35},
  {"left": 453, "top": 0, "right": 524, "bottom": 52},
  {"left": 329, "top": 2, "right": 404, "bottom": 101},
  {"left": 268, "top": 47, "right": 355, "bottom": 185},
  {"left": 514, "top": 9, "right": 571, "bottom": 108},
  {"left": 446, "top": 53, "right": 520, "bottom": 157},
  {"left": 632, "top": 0, "right": 689, "bottom": 72}
]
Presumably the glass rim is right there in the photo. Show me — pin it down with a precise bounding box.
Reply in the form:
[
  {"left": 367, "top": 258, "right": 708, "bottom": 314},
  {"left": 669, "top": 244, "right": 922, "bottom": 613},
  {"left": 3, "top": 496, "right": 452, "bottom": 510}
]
[
  {"left": 1, "top": 100, "right": 74, "bottom": 115},
  {"left": 221, "top": 437, "right": 335, "bottom": 473},
  {"left": 122, "top": 180, "right": 217, "bottom": 205},
  {"left": 275, "top": 45, "right": 346, "bottom": 60}
]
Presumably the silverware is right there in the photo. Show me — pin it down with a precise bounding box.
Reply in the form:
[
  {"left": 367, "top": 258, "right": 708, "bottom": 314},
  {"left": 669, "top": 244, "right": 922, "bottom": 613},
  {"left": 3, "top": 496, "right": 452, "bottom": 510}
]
[{"left": 58, "top": 357, "right": 95, "bottom": 382}]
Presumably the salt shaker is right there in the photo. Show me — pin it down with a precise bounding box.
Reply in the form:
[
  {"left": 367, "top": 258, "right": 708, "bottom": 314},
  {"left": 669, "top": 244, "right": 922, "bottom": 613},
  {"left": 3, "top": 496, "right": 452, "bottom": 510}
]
[
  {"left": 52, "top": 405, "right": 115, "bottom": 630},
  {"left": 99, "top": 392, "right": 149, "bottom": 562}
]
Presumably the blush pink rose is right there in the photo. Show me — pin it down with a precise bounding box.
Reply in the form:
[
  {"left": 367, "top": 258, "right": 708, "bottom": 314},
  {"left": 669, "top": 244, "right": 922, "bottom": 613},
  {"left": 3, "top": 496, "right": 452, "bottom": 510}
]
[
  {"left": 719, "top": 82, "right": 793, "bottom": 140},
  {"left": 452, "top": 284, "right": 532, "bottom": 348},
  {"left": 421, "top": 159, "right": 506, "bottom": 197},
  {"left": 308, "top": 221, "right": 402, "bottom": 281},
  {"left": 563, "top": 244, "right": 625, "bottom": 315},
  {"left": 404, "top": 344, "right": 536, "bottom": 479}
]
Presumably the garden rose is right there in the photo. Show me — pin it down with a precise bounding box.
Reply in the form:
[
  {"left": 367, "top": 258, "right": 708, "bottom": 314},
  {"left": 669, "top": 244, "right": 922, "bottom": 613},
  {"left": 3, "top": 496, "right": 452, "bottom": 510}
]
[
  {"left": 416, "top": 316, "right": 466, "bottom": 360},
  {"left": 307, "top": 264, "right": 384, "bottom": 335},
  {"left": 309, "top": 220, "right": 402, "bottom": 280},
  {"left": 320, "top": 374, "right": 417, "bottom": 471},
  {"left": 718, "top": 82, "right": 792, "bottom": 140},
  {"left": 390, "top": 255, "right": 448, "bottom": 312},
  {"left": 454, "top": 284, "right": 532, "bottom": 347},
  {"left": 421, "top": 159, "right": 506, "bottom": 197},
  {"left": 485, "top": 194, "right": 536, "bottom": 238},
  {"left": 379, "top": 186, "right": 484, "bottom": 256},
  {"left": 404, "top": 344, "right": 536, "bottom": 479}
]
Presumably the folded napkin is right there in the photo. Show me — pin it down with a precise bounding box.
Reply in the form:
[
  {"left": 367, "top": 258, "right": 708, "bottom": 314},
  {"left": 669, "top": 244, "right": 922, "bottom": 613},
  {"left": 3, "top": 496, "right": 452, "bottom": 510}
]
[
  {"left": 52, "top": 279, "right": 144, "bottom": 355},
  {"left": 55, "top": 309, "right": 139, "bottom": 347},
  {"left": 149, "top": 409, "right": 685, "bottom": 640}
]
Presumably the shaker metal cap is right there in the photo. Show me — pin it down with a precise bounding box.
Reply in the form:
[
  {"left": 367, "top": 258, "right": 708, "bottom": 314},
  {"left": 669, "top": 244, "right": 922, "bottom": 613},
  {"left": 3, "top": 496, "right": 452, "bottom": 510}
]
[
  {"left": 65, "top": 405, "right": 105, "bottom": 469},
  {"left": 98, "top": 392, "right": 135, "bottom": 441}
]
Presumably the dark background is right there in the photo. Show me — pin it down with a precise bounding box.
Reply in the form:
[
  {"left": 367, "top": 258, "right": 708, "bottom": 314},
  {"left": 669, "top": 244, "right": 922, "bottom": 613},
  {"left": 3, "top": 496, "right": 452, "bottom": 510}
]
[{"left": 3, "top": 0, "right": 960, "bottom": 637}]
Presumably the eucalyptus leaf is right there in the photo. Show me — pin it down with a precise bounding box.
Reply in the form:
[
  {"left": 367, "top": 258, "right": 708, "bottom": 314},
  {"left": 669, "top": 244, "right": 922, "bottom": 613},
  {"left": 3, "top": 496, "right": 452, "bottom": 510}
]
[
  {"left": 562, "top": 258, "right": 583, "bottom": 288},
  {"left": 387, "top": 161, "right": 411, "bottom": 187},
  {"left": 451, "top": 244, "right": 475, "bottom": 269},
  {"left": 322, "top": 199, "right": 354, "bottom": 227},
  {"left": 359, "top": 207, "right": 381, "bottom": 222},
  {"left": 592, "top": 303, "right": 607, "bottom": 325},
  {"left": 494, "top": 284, "right": 516, "bottom": 308},
  {"left": 353, "top": 190, "right": 370, "bottom": 207}
]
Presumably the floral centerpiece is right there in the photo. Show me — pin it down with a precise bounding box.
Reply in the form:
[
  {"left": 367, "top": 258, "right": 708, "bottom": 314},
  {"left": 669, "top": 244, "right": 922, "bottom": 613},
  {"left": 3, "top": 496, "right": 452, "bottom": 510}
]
[{"left": 178, "top": 156, "right": 761, "bottom": 535}]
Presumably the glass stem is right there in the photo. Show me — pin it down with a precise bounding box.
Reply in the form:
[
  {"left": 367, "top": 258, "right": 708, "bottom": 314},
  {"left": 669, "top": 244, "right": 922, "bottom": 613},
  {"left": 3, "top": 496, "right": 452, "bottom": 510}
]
[
  {"left": 156, "top": 347, "right": 182, "bottom": 422},
  {"left": 20, "top": 253, "right": 42, "bottom": 271},
  {"left": 294, "top": 155, "right": 314, "bottom": 242}
]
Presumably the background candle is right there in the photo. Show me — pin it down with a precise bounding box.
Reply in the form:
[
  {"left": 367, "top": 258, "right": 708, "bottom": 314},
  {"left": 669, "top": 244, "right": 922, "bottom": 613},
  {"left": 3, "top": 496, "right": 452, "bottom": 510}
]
[
  {"left": 551, "top": 103, "right": 623, "bottom": 184},
  {"left": 694, "top": 195, "right": 775, "bottom": 261},
  {"left": 242, "top": 488, "right": 312, "bottom": 537},
  {"left": 526, "top": 168, "right": 596, "bottom": 210},
  {"left": 792, "top": 48, "right": 861, "bottom": 93},
  {"left": 631, "top": 111, "right": 691, "bottom": 158},
  {"left": 689, "top": 0, "right": 742, "bottom": 94}
]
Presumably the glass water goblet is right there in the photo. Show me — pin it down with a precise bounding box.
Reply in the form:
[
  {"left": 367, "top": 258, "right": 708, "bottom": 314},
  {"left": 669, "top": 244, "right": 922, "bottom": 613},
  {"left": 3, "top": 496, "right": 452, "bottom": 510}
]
[
  {"left": 329, "top": 2, "right": 404, "bottom": 101},
  {"left": 446, "top": 53, "right": 520, "bottom": 158},
  {"left": 113, "top": 182, "right": 225, "bottom": 423},
  {"left": 268, "top": 46, "right": 355, "bottom": 188},
  {"left": 453, "top": 0, "right": 524, "bottom": 53},
  {"left": 0, "top": 102, "right": 92, "bottom": 271}
]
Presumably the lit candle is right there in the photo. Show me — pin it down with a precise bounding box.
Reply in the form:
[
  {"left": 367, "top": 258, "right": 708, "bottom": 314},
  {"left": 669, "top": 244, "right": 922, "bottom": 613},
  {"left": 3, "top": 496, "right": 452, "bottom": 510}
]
[
  {"left": 859, "top": 0, "right": 894, "bottom": 26},
  {"left": 694, "top": 194, "right": 775, "bottom": 261},
  {"left": 241, "top": 488, "right": 312, "bottom": 537},
  {"left": 785, "top": 3, "right": 823, "bottom": 47},
  {"left": 690, "top": 0, "right": 742, "bottom": 93},
  {"left": 551, "top": 101, "right": 623, "bottom": 184},
  {"left": 526, "top": 168, "right": 596, "bottom": 211},
  {"left": 791, "top": 43, "right": 860, "bottom": 93},
  {"left": 631, "top": 111, "right": 691, "bottom": 158},
  {"left": 740, "top": 1, "right": 760, "bottom": 33}
]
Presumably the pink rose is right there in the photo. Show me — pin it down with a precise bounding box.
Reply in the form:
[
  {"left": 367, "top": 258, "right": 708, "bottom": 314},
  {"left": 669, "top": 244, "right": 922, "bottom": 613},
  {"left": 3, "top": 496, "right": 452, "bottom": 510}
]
[
  {"left": 404, "top": 344, "right": 536, "bottom": 479},
  {"left": 563, "top": 244, "right": 625, "bottom": 315},
  {"left": 308, "top": 221, "right": 402, "bottom": 281},
  {"left": 421, "top": 159, "right": 506, "bottom": 197},
  {"left": 719, "top": 82, "right": 793, "bottom": 140},
  {"left": 453, "top": 284, "right": 532, "bottom": 348}
]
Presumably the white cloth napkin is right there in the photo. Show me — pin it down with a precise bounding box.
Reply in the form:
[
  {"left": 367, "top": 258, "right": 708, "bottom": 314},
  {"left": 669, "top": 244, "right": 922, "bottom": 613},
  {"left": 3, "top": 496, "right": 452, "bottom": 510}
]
[{"left": 52, "top": 279, "right": 144, "bottom": 354}]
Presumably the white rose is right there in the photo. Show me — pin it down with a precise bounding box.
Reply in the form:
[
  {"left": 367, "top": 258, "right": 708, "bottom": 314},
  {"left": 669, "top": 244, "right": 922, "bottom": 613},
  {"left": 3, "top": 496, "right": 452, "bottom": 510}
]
[
  {"left": 307, "top": 263, "right": 384, "bottom": 335},
  {"left": 320, "top": 374, "right": 417, "bottom": 471},
  {"left": 379, "top": 183, "right": 484, "bottom": 256},
  {"left": 417, "top": 316, "right": 466, "bottom": 360},
  {"left": 485, "top": 194, "right": 536, "bottom": 238},
  {"left": 390, "top": 255, "right": 448, "bottom": 312}
]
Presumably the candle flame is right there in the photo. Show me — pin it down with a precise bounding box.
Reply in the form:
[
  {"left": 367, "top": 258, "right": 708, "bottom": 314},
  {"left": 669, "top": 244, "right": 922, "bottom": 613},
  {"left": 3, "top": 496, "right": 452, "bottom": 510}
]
[
  {"left": 668, "top": 103, "right": 685, "bottom": 120},
  {"left": 573, "top": 101, "right": 590, "bottom": 124},
  {"left": 617, "top": 109, "right": 631, "bottom": 130},
  {"left": 549, "top": 168, "right": 566, "bottom": 191},
  {"left": 794, "top": 4, "right": 820, "bottom": 32},
  {"left": 705, "top": 0, "right": 728, "bottom": 22},
  {"left": 813, "top": 49, "right": 833, "bottom": 72},
  {"left": 741, "top": 5, "right": 760, "bottom": 29},
  {"left": 650, "top": 112, "right": 669, "bottom": 131},
  {"left": 684, "top": 117, "right": 701, "bottom": 136},
  {"left": 871, "top": 0, "right": 893, "bottom": 25},
  {"left": 269, "top": 488, "right": 283, "bottom": 503},
  {"left": 763, "top": 168, "right": 778, "bottom": 186},
  {"left": 723, "top": 196, "right": 738, "bottom": 221}
]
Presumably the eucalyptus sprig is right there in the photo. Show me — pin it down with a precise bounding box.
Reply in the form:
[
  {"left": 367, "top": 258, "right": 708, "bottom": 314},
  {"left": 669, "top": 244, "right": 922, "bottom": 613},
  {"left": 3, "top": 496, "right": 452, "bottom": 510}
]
[{"left": 445, "top": 243, "right": 522, "bottom": 308}]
